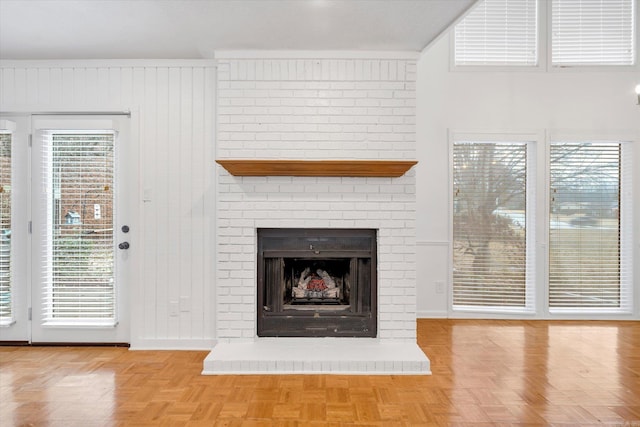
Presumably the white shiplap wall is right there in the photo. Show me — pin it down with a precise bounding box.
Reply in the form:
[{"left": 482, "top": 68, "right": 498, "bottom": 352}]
[{"left": 0, "top": 60, "right": 216, "bottom": 349}]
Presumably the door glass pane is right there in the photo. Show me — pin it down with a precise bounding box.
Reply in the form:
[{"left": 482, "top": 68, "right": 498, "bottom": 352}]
[
  {"left": 0, "top": 132, "right": 11, "bottom": 324},
  {"left": 44, "top": 132, "right": 116, "bottom": 324},
  {"left": 549, "top": 142, "right": 622, "bottom": 310},
  {"left": 453, "top": 142, "right": 528, "bottom": 310}
]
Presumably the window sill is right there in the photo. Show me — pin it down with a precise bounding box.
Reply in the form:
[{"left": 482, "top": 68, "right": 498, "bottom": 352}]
[{"left": 41, "top": 320, "right": 118, "bottom": 328}]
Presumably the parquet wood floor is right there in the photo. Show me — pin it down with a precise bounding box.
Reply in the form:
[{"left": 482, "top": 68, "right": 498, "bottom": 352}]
[{"left": 1, "top": 319, "right": 639, "bottom": 426}]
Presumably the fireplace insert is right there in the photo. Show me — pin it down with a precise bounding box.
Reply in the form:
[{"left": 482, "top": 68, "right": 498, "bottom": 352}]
[{"left": 257, "top": 228, "right": 377, "bottom": 337}]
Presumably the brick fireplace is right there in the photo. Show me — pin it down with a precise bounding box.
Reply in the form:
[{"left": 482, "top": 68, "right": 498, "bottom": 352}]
[{"left": 203, "top": 54, "right": 430, "bottom": 374}]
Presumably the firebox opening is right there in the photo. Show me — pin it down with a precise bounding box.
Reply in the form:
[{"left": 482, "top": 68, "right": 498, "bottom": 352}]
[{"left": 257, "top": 228, "right": 377, "bottom": 338}]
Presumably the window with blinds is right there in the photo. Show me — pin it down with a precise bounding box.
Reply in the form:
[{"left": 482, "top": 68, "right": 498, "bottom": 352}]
[
  {"left": 453, "top": 142, "right": 534, "bottom": 312},
  {"left": 0, "top": 132, "right": 11, "bottom": 325},
  {"left": 551, "top": 0, "right": 636, "bottom": 65},
  {"left": 454, "top": 0, "right": 538, "bottom": 66},
  {"left": 549, "top": 142, "right": 632, "bottom": 312},
  {"left": 42, "top": 131, "right": 116, "bottom": 324}
]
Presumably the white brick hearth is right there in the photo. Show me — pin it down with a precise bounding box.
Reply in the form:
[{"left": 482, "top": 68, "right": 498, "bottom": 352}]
[
  {"left": 203, "top": 339, "right": 430, "bottom": 375},
  {"left": 203, "top": 53, "right": 430, "bottom": 375}
]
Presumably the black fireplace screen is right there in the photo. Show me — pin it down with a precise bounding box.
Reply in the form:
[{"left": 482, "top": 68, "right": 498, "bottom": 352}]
[{"left": 257, "top": 228, "right": 377, "bottom": 337}]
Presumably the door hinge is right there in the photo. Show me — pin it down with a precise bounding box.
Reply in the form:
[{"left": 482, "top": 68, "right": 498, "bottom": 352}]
[
  {"left": 28, "top": 221, "right": 32, "bottom": 234},
  {"left": 28, "top": 307, "right": 32, "bottom": 321},
  {"left": 28, "top": 134, "right": 32, "bottom": 147}
]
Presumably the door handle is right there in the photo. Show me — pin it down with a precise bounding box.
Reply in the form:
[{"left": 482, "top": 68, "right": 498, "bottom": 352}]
[{"left": 118, "top": 242, "right": 130, "bottom": 250}]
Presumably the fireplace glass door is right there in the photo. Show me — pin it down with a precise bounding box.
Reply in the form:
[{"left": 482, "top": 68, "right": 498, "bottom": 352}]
[{"left": 257, "top": 229, "right": 377, "bottom": 337}]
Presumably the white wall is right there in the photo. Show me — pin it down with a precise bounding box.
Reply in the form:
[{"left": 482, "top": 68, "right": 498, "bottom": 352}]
[
  {"left": 0, "top": 60, "right": 217, "bottom": 348},
  {"left": 416, "top": 33, "right": 640, "bottom": 318},
  {"left": 3, "top": 36, "right": 636, "bottom": 346}
]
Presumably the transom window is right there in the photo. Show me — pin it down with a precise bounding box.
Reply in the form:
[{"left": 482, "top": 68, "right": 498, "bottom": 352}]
[
  {"left": 454, "top": 0, "right": 538, "bottom": 66},
  {"left": 551, "top": 0, "right": 636, "bottom": 66},
  {"left": 454, "top": 0, "right": 636, "bottom": 67}
]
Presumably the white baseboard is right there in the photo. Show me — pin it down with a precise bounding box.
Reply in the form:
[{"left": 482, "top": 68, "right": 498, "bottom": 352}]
[
  {"left": 130, "top": 338, "right": 216, "bottom": 350},
  {"left": 417, "top": 310, "right": 448, "bottom": 318}
]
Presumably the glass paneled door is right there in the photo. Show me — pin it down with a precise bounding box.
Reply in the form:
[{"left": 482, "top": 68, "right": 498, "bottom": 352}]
[
  {"left": 31, "top": 116, "right": 130, "bottom": 343},
  {"left": 0, "top": 116, "right": 29, "bottom": 342}
]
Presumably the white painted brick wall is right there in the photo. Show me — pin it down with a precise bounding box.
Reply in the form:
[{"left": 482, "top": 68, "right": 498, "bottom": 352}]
[{"left": 216, "top": 57, "right": 417, "bottom": 343}]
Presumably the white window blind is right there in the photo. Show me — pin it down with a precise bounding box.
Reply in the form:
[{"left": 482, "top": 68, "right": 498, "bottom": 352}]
[
  {"left": 455, "top": 0, "right": 538, "bottom": 66},
  {"left": 453, "top": 142, "right": 534, "bottom": 312},
  {"left": 551, "top": 0, "right": 636, "bottom": 65},
  {"left": 549, "top": 142, "right": 632, "bottom": 312},
  {"left": 41, "top": 131, "right": 116, "bottom": 324},
  {"left": 0, "top": 132, "right": 11, "bottom": 324}
]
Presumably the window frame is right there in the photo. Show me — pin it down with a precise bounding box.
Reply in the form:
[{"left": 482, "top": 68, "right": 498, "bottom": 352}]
[{"left": 448, "top": 131, "right": 636, "bottom": 319}]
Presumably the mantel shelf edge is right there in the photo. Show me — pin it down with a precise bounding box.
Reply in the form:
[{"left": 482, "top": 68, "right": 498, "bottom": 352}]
[{"left": 215, "top": 159, "right": 418, "bottom": 177}]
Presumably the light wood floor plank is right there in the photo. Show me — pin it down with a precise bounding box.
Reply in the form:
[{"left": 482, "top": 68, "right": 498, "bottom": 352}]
[{"left": 0, "top": 319, "right": 639, "bottom": 426}]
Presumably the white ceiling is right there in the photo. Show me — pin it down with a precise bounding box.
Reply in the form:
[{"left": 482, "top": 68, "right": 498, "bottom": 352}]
[{"left": 0, "top": 0, "right": 476, "bottom": 59}]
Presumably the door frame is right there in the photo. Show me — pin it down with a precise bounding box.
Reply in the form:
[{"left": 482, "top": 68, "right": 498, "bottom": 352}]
[
  {"left": 0, "top": 110, "right": 139, "bottom": 344},
  {"left": 30, "top": 114, "right": 135, "bottom": 344}
]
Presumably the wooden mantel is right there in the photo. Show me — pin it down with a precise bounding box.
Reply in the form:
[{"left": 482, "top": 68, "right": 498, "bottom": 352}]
[{"left": 215, "top": 159, "right": 418, "bottom": 178}]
